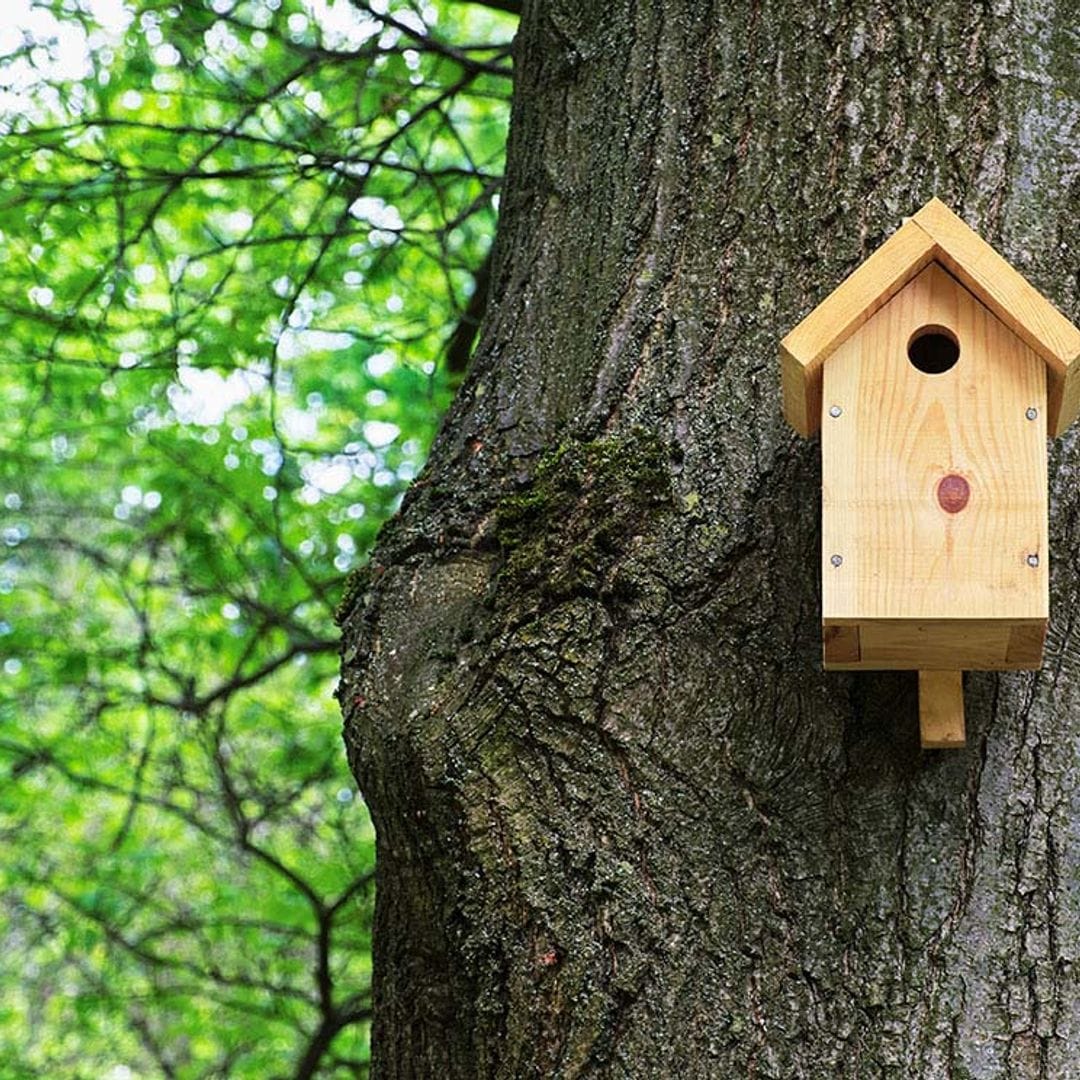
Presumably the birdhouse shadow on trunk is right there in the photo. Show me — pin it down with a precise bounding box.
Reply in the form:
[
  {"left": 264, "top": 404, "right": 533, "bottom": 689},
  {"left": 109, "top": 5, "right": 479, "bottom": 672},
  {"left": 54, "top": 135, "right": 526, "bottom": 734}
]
[
  {"left": 842, "top": 671, "right": 921, "bottom": 766},
  {"left": 840, "top": 669, "right": 996, "bottom": 771},
  {"left": 840, "top": 667, "right": 1016, "bottom": 775}
]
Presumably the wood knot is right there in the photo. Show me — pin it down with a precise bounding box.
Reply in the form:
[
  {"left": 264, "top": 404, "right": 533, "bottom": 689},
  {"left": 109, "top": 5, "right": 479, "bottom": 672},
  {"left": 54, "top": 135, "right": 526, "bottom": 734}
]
[{"left": 937, "top": 474, "right": 970, "bottom": 514}]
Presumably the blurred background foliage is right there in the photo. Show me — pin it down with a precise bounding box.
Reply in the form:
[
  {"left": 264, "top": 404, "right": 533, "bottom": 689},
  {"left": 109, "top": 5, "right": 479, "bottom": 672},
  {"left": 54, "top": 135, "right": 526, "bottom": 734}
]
[{"left": 0, "top": 0, "right": 514, "bottom": 1074}]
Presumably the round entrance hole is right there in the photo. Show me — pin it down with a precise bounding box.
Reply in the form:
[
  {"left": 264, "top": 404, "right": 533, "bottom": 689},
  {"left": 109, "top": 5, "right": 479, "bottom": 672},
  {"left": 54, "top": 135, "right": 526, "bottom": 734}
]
[{"left": 908, "top": 325, "right": 960, "bottom": 374}]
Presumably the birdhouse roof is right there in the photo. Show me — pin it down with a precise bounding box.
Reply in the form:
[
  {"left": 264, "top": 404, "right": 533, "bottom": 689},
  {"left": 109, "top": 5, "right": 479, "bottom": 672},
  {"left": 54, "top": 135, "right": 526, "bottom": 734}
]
[{"left": 781, "top": 198, "right": 1080, "bottom": 437}]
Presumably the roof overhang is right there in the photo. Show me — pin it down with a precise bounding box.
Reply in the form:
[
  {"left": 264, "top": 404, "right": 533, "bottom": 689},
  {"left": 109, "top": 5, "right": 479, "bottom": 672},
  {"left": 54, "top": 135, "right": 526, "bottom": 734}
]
[{"left": 780, "top": 198, "right": 1080, "bottom": 437}]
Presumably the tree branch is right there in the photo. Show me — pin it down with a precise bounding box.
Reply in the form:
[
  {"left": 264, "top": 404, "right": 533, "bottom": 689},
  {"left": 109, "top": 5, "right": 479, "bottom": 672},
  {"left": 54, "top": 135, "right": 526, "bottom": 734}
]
[
  {"left": 459, "top": 0, "right": 521, "bottom": 14},
  {"left": 445, "top": 250, "right": 492, "bottom": 374}
]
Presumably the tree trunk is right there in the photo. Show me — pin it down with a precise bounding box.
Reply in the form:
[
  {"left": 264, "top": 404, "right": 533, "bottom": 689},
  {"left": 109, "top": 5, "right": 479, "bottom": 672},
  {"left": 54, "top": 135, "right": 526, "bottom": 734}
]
[{"left": 338, "top": 2, "right": 1080, "bottom": 1075}]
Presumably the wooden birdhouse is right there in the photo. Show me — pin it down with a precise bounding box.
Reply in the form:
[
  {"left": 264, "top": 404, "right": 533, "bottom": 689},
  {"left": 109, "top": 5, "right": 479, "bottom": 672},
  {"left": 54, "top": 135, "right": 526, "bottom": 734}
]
[{"left": 781, "top": 198, "right": 1080, "bottom": 749}]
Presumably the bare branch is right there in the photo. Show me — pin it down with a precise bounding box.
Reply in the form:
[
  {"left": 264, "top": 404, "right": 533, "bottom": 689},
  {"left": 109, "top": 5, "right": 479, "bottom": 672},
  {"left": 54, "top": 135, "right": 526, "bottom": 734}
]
[
  {"left": 445, "top": 249, "right": 492, "bottom": 373},
  {"left": 458, "top": 0, "right": 521, "bottom": 15}
]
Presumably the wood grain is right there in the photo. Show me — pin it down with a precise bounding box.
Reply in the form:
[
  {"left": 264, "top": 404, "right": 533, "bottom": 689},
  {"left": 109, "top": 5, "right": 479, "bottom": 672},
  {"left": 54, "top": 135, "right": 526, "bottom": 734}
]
[
  {"left": 781, "top": 199, "right": 1080, "bottom": 439},
  {"left": 781, "top": 219, "right": 938, "bottom": 436},
  {"left": 822, "top": 618, "right": 1045, "bottom": 670},
  {"left": 1006, "top": 621, "right": 1047, "bottom": 665},
  {"left": 918, "top": 670, "right": 966, "bottom": 749},
  {"left": 821, "top": 262, "right": 1048, "bottom": 669},
  {"left": 822, "top": 624, "right": 860, "bottom": 664},
  {"left": 912, "top": 198, "right": 1080, "bottom": 435}
]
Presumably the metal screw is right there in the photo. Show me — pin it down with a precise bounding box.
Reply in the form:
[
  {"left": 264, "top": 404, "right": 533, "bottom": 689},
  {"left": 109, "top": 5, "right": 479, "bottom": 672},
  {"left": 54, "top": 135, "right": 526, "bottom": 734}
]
[
  {"left": 829, "top": 405, "right": 843, "bottom": 418},
  {"left": 1026, "top": 407, "right": 1038, "bottom": 421},
  {"left": 830, "top": 553, "right": 843, "bottom": 568},
  {"left": 1027, "top": 553, "right": 1040, "bottom": 568}
]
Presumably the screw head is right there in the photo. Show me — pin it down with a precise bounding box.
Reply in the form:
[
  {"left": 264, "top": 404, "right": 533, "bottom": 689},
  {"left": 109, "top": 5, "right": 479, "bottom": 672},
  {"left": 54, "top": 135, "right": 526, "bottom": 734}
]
[
  {"left": 1027, "top": 553, "right": 1040, "bottom": 568},
  {"left": 829, "top": 405, "right": 843, "bottom": 418},
  {"left": 830, "top": 553, "right": 843, "bottom": 568},
  {"left": 1026, "top": 407, "right": 1038, "bottom": 421}
]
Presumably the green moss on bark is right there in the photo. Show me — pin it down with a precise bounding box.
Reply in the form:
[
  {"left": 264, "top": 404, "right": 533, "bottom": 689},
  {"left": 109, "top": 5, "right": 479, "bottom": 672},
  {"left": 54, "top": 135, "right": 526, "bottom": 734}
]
[
  {"left": 493, "top": 430, "right": 672, "bottom": 600},
  {"left": 334, "top": 563, "right": 372, "bottom": 628}
]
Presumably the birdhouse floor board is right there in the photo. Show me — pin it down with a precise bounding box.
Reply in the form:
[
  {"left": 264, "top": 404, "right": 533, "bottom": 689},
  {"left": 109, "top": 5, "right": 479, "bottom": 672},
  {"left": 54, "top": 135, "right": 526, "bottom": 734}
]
[
  {"left": 821, "top": 262, "right": 1049, "bottom": 636},
  {"left": 822, "top": 618, "right": 1045, "bottom": 670},
  {"left": 1006, "top": 621, "right": 1048, "bottom": 664},
  {"left": 823, "top": 624, "right": 860, "bottom": 664}
]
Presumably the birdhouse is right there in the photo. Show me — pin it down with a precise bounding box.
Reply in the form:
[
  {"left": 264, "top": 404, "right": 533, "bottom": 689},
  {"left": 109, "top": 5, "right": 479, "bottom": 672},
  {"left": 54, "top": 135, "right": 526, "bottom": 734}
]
[{"left": 781, "top": 199, "right": 1080, "bottom": 749}]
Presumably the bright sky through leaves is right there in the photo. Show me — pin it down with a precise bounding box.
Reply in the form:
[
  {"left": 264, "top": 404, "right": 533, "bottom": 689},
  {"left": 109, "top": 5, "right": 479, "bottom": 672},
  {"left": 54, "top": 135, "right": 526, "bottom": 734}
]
[{"left": 0, "top": 0, "right": 515, "bottom": 1074}]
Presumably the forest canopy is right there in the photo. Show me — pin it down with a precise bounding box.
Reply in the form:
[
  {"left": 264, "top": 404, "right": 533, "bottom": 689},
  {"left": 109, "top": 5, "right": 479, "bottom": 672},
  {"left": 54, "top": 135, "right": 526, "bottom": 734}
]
[{"left": 0, "top": 1, "right": 514, "bottom": 1075}]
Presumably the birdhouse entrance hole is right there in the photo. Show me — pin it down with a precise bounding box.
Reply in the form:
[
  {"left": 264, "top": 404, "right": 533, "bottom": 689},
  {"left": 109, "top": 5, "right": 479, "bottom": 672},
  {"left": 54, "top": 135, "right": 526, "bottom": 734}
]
[{"left": 908, "top": 325, "right": 960, "bottom": 374}]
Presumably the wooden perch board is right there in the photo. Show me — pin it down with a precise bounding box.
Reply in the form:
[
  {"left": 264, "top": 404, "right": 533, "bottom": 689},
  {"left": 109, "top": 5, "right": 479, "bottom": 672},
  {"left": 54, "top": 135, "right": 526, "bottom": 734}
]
[{"left": 919, "top": 671, "right": 966, "bottom": 749}]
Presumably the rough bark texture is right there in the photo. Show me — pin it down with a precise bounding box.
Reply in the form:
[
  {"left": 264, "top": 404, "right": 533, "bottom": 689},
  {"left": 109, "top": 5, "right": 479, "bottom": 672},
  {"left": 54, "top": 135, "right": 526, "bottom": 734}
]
[{"left": 338, "top": 2, "right": 1080, "bottom": 1076}]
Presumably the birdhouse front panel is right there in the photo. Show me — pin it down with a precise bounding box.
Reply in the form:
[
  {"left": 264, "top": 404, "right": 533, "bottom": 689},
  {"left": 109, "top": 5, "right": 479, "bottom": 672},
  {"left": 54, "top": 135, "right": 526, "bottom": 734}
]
[{"left": 821, "top": 262, "right": 1048, "bottom": 671}]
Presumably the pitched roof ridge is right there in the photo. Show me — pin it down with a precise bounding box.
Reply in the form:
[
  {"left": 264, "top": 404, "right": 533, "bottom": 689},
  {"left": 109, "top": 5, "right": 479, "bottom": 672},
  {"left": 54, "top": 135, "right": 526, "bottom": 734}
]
[{"left": 781, "top": 199, "right": 1080, "bottom": 437}]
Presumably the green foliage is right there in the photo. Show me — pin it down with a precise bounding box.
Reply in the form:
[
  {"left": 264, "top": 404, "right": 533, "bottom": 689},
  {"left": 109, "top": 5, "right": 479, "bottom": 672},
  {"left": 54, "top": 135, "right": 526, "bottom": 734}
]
[{"left": 0, "top": 1, "right": 513, "bottom": 1075}]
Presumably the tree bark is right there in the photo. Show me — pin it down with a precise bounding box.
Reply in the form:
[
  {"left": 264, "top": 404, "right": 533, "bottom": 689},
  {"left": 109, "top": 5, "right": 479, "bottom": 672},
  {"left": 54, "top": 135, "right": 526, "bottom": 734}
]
[{"left": 338, "top": 1, "right": 1080, "bottom": 1076}]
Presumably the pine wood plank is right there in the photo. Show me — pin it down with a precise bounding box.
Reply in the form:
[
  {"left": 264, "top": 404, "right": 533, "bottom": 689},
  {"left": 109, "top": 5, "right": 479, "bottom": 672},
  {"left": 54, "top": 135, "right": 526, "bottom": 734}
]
[
  {"left": 780, "top": 219, "right": 938, "bottom": 436},
  {"left": 822, "top": 264, "right": 1048, "bottom": 637},
  {"left": 822, "top": 624, "right": 860, "bottom": 664},
  {"left": 823, "top": 619, "right": 1045, "bottom": 670},
  {"left": 919, "top": 670, "right": 966, "bottom": 749},
  {"left": 1006, "top": 621, "right": 1047, "bottom": 666},
  {"left": 912, "top": 198, "right": 1080, "bottom": 435},
  {"left": 859, "top": 619, "right": 1006, "bottom": 669}
]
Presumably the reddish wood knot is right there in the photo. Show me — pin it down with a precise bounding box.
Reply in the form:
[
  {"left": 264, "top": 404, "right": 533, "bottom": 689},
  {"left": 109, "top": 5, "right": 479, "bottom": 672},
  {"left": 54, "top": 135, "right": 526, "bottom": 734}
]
[{"left": 937, "top": 474, "right": 970, "bottom": 514}]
